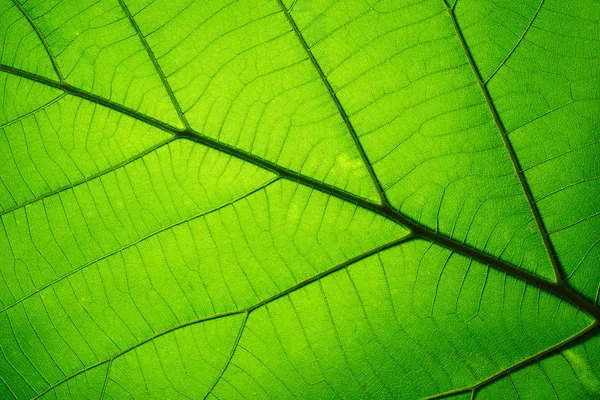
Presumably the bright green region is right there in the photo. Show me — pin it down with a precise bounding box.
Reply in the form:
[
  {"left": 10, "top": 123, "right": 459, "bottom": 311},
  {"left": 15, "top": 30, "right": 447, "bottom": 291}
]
[
  {"left": 0, "top": 0, "right": 598, "bottom": 399},
  {"left": 0, "top": 179, "right": 405, "bottom": 397},
  {"left": 0, "top": 140, "right": 275, "bottom": 308},
  {"left": 463, "top": 0, "right": 600, "bottom": 301},
  {"left": 0, "top": 73, "right": 61, "bottom": 128},
  {"left": 38, "top": 362, "right": 109, "bottom": 400},
  {"left": 453, "top": 0, "right": 543, "bottom": 81},
  {"left": 122, "top": 0, "right": 381, "bottom": 202},
  {"left": 103, "top": 315, "right": 245, "bottom": 400},
  {"left": 285, "top": 0, "right": 555, "bottom": 279},
  {"left": 0, "top": 86, "right": 169, "bottom": 212},
  {"left": 10, "top": 0, "right": 182, "bottom": 127}
]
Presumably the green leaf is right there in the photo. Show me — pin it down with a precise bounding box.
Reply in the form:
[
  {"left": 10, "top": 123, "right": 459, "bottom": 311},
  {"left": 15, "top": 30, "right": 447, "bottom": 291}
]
[{"left": 0, "top": 0, "right": 598, "bottom": 399}]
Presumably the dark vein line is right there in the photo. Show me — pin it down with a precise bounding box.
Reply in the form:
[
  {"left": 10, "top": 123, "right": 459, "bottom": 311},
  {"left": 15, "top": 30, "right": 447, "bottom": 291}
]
[
  {"left": 31, "top": 311, "right": 242, "bottom": 399},
  {"left": 3, "top": 8, "right": 596, "bottom": 396},
  {"left": 117, "top": 0, "right": 189, "bottom": 129},
  {"left": 274, "top": 0, "right": 388, "bottom": 205},
  {"left": 10, "top": 0, "right": 64, "bottom": 82},
  {"left": 2, "top": 62, "right": 599, "bottom": 321},
  {"left": 99, "top": 359, "right": 112, "bottom": 400},
  {"left": 0, "top": 178, "right": 278, "bottom": 314},
  {"left": 509, "top": 100, "right": 573, "bottom": 135},
  {"left": 32, "top": 235, "right": 412, "bottom": 398},
  {"left": 444, "top": 4, "right": 564, "bottom": 284},
  {"left": 247, "top": 234, "right": 414, "bottom": 312},
  {"left": 0, "top": 93, "right": 66, "bottom": 129},
  {"left": 484, "top": 0, "right": 545, "bottom": 84},
  {"left": 0, "top": 375, "right": 17, "bottom": 400},
  {"left": 0, "top": 64, "right": 184, "bottom": 136},
  {"left": 176, "top": 130, "right": 384, "bottom": 211},
  {"left": 422, "top": 322, "right": 599, "bottom": 399},
  {"left": 0, "top": 138, "right": 175, "bottom": 218},
  {"left": 202, "top": 312, "right": 248, "bottom": 399}
]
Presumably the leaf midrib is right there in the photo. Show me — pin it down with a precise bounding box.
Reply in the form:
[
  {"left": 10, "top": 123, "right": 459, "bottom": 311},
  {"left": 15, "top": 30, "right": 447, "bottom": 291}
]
[
  {"left": 2, "top": 56, "right": 599, "bottom": 400},
  {"left": 0, "top": 61, "right": 597, "bottom": 321}
]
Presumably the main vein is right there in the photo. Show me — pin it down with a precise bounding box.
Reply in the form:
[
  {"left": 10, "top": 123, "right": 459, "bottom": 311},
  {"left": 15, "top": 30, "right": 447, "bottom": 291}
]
[
  {"left": 2, "top": 4, "right": 599, "bottom": 397},
  {"left": 444, "top": 2, "right": 564, "bottom": 284},
  {"left": 1, "top": 62, "right": 598, "bottom": 321}
]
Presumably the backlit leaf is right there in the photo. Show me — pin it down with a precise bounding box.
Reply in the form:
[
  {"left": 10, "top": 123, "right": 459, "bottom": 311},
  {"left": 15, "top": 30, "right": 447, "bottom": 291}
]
[{"left": 0, "top": 0, "right": 598, "bottom": 398}]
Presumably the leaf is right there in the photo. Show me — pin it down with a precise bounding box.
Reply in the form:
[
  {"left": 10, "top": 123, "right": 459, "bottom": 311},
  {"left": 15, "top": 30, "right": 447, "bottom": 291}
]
[{"left": 0, "top": 0, "right": 598, "bottom": 398}]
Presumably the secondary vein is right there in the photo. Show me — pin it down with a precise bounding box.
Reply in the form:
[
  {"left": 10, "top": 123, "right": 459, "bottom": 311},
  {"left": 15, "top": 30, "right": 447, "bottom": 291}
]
[
  {"left": 274, "top": 0, "right": 388, "bottom": 206},
  {"left": 117, "top": 0, "right": 190, "bottom": 130},
  {"left": 202, "top": 312, "right": 249, "bottom": 399},
  {"left": 10, "top": 0, "right": 64, "bottom": 82},
  {"left": 0, "top": 138, "right": 175, "bottom": 218},
  {"left": 0, "top": 177, "right": 278, "bottom": 314},
  {"left": 444, "top": 3, "right": 564, "bottom": 284},
  {"left": 32, "top": 235, "right": 413, "bottom": 397},
  {"left": 422, "top": 322, "right": 599, "bottom": 399}
]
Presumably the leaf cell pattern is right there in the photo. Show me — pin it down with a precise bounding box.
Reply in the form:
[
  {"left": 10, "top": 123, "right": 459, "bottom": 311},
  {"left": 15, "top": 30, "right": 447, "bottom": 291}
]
[{"left": 0, "top": 0, "right": 599, "bottom": 399}]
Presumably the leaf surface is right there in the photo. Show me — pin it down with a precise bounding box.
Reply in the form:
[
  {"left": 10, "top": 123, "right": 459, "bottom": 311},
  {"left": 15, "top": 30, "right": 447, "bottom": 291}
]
[{"left": 0, "top": 0, "right": 599, "bottom": 399}]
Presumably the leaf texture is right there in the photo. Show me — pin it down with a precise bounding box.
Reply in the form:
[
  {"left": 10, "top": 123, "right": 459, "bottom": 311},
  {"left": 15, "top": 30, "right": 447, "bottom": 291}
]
[{"left": 0, "top": 0, "right": 599, "bottom": 399}]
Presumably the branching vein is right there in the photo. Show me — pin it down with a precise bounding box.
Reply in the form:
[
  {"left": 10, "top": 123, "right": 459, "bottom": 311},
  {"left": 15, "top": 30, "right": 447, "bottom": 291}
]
[
  {"left": 2, "top": 61, "right": 598, "bottom": 321},
  {"left": 0, "top": 177, "right": 279, "bottom": 314},
  {"left": 0, "top": 93, "right": 66, "bottom": 130},
  {"left": 202, "top": 312, "right": 248, "bottom": 399},
  {"left": 2, "top": 2, "right": 599, "bottom": 398},
  {"left": 10, "top": 0, "right": 64, "bottom": 82},
  {"left": 485, "top": 0, "right": 545, "bottom": 84},
  {"left": 32, "top": 235, "right": 414, "bottom": 398},
  {"left": 0, "top": 138, "right": 175, "bottom": 218}
]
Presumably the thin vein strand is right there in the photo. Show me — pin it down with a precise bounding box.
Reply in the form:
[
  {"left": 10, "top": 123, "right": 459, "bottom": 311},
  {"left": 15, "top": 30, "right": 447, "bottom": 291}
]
[
  {"left": 99, "top": 359, "right": 112, "bottom": 400},
  {"left": 0, "top": 64, "right": 184, "bottom": 136},
  {"left": 0, "top": 138, "right": 175, "bottom": 218},
  {"left": 10, "top": 0, "right": 64, "bottom": 82},
  {"left": 0, "top": 177, "right": 279, "bottom": 314},
  {"left": 203, "top": 312, "right": 249, "bottom": 399},
  {"left": 485, "top": 0, "right": 545, "bottom": 84},
  {"left": 0, "top": 93, "right": 66, "bottom": 130}
]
